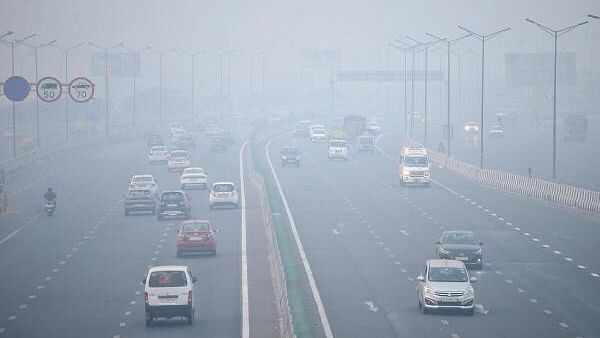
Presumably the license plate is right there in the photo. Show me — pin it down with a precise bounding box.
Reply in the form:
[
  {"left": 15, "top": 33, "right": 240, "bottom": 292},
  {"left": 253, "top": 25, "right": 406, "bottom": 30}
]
[
  {"left": 159, "top": 297, "right": 178, "bottom": 303},
  {"left": 167, "top": 204, "right": 178, "bottom": 207},
  {"left": 455, "top": 257, "right": 468, "bottom": 261},
  {"left": 441, "top": 297, "right": 456, "bottom": 302},
  {"left": 190, "top": 236, "right": 205, "bottom": 241}
]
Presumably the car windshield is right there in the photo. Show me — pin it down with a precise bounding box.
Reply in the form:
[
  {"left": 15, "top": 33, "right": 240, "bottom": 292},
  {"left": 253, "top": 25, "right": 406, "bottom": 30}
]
[
  {"left": 330, "top": 141, "right": 347, "bottom": 147},
  {"left": 283, "top": 148, "right": 299, "bottom": 154},
  {"left": 148, "top": 271, "right": 187, "bottom": 287},
  {"left": 443, "top": 233, "right": 477, "bottom": 245},
  {"left": 162, "top": 192, "right": 183, "bottom": 203},
  {"left": 184, "top": 174, "right": 206, "bottom": 179},
  {"left": 185, "top": 168, "right": 204, "bottom": 174},
  {"left": 404, "top": 156, "right": 428, "bottom": 167},
  {"left": 428, "top": 267, "right": 468, "bottom": 282},
  {"left": 214, "top": 184, "right": 234, "bottom": 192},
  {"left": 183, "top": 222, "right": 210, "bottom": 232}
]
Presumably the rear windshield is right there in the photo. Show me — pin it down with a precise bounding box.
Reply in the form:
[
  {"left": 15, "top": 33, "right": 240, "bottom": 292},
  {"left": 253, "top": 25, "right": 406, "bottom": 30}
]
[
  {"left": 184, "top": 174, "right": 206, "bottom": 179},
  {"left": 133, "top": 176, "right": 153, "bottom": 182},
  {"left": 213, "top": 184, "right": 234, "bottom": 192},
  {"left": 149, "top": 271, "right": 187, "bottom": 287},
  {"left": 128, "top": 190, "right": 152, "bottom": 198},
  {"left": 162, "top": 192, "right": 183, "bottom": 202},
  {"left": 171, "top": 151, "right": 188, "bottom": 158},
  {"left": 330, "top": 141, "right": 347, "bottom": 147},
  {"left": 443, "top": 233, "right": 477, "bottom": 245},
  {"left": 183, "top": 222, "right": 210, "bottom": 232},
  {"left": 282, "top": 148, "right": 299, "bottom": 154},
  {"left": 152, "top": 147, "right": 167, "bottom": 152}
]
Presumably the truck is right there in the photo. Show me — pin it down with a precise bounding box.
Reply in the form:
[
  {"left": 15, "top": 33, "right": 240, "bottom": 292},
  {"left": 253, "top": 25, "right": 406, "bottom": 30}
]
[
  {"left": 357, "top": 134, "right": 375, "bottom": 152},
  {"left": 564, "top": 113, "right": 587, "bottom": 142},
  {"left": 328, "top": 139, "right": 348, "bottom": 161},
  {"left": 343, "top": 115, "right": 367, "bottom": 141},
  {"left": 398, "top": 146, "right": 430, "bottom": 187}
]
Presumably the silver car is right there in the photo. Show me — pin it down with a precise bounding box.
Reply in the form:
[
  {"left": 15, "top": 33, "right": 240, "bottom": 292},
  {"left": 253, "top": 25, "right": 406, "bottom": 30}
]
[{"left": 417, "top": 259, "right": 477, "bottom": 315}]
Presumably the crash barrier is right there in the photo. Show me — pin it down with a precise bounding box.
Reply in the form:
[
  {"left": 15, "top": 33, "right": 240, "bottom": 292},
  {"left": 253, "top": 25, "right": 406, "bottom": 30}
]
[
  {"left": 253, "top": 164, "right": 294, "bottom": 338},
  {"left": 0, "top": 120, "right": 162, "bottom": 176},
  {"left": 426, "top": 149, "right": 600, "bottom": 214}
]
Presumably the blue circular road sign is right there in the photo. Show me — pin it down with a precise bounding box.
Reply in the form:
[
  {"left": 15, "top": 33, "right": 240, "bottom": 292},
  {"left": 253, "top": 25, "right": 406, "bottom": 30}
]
[{"left": 3, "top": 76, "right": 31, "bottom": 102}]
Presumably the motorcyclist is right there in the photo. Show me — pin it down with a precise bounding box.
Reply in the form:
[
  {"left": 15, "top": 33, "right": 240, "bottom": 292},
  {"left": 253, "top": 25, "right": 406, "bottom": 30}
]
[{"left": 44, "top": 188, "right": 57, "bottom": 203}]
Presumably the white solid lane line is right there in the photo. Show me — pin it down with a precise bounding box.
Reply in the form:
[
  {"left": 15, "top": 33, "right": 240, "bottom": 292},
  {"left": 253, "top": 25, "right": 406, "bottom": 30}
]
[
  {"left": 266, "top": 138, "right": 334, "bottom": 338},
  {"left": 240, "top": 140, "right": 250, "bottom": 338}
]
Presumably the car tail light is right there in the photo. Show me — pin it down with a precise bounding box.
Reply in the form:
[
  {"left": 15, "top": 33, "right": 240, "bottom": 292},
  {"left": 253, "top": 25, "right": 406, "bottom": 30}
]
[
  {"left": 180, "top": 234, "right": 189, "bottom": 241},
  {"left": 144, "top": 292, "right": 149, "bottom": 304},
  {"left": 188, "top": 291, "right": 193, "bottom": 305}
]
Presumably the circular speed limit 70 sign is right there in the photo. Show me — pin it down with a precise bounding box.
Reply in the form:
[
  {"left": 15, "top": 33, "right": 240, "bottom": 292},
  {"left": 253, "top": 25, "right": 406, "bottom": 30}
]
[
  {"left": 36, "top": 76, "right": 62, "bottom": 102},
  {"left": 68, "top": 77, "right": 94, "bottom": 103}
]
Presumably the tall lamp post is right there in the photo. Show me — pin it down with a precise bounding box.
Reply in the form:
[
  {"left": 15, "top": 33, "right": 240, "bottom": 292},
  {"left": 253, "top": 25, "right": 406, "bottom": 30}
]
[
  {"left": 147, "top": 47, "right": 176, "bottom": 127},
  {"left": 88, "top": 42, "right": 121, "bottom": 137},
  {"left": 388, "top": 43, "right": 409, "bottom": 137},
  {"left": 394, "top": 39, "right": 419, "bottom": 138},
  {"left": 525, "top": 18, "right": 587, "bottom": 180},
  {"left": 118, "top": 43, "right": 150, "bottom": 130},
  {"left": 49, "top": 41, "right": 85, "bottom": 141},
  {"left": 458, "top": 25, "right": 510, "bottom": 169},
  {"left": 19, "top": 39, "right": 56, "bottom": 148},
  {"left": 406, "top": 36, "right": 444, "bottom": 148},
  {"left": 426, "top": 32, "right": 471, "bottom": 157},
  {"left": 1, "top": 33, "right": 36, "bottom": 158},
  {"left": 177, "top": 49, "right": 210, "bottom": 121}
]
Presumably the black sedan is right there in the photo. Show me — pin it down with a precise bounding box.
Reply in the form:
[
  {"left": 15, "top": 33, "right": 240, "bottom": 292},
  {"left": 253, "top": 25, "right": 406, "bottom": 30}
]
[{"left": 436, "top": 231, "right": 483, "bottom": 269}]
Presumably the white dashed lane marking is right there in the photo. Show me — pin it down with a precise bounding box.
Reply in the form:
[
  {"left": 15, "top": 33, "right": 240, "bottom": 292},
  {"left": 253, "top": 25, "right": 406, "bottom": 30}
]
[{"left": 558, "top": 322, "right": 569, "bottom": 329}]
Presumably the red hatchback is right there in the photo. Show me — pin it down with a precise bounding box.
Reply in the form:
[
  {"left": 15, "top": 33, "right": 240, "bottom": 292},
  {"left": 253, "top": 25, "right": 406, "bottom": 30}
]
[{"left": 176, "top": 220, "right": 217, "bottom": 257}]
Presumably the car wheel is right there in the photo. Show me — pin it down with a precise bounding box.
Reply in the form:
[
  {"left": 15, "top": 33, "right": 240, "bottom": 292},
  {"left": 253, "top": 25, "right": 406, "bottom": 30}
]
[
  {"left": 209, "top": 205, "right": 214, "bottom": 210},
  {"left": 211, "top": 249, "right": 217, "bottom": 256},
  {"left": 234, "top": 203, "right": 238, "bottom": 209},
  {"left": 176, "top": 251, "right": 182, "bottom": 258},
  {"left": 145, "top": 313, "right": 153, "bottom": 326},
  {"left": 185, "top": 212, "right": 191, "bottom": 220},
  {"left": 187, "top": 309, "right": 194, "bottom": 325},
  {"left": 466, "top": 307, "right": 474, "bottom": 316},
  {"left": 124, "top": 210, "right": 129, "bottom": 216}
]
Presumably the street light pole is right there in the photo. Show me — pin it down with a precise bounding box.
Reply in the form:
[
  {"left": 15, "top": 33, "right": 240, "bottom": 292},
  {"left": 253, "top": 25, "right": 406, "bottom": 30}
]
[
  {"left": 427, "top": 32, "right": 471, "bottom": 157},
  {"left": 1, "top": 33, "right": 36, "bottom": 158},
  {"left": 119, "top": 44, "right": 150, "bottom": 131},
  {"left": 525, "top": 18, "right": 588, "bottom": 181},
  {"left": 458, "top": 25, "right": 510, "bottom": 169},
  {"left": 147, "top": 48, "right": 175, "bottom": 127},
  {"left": 88, "top": 42, "right": 121, "bottom": 137},
  {"left": 389, "top": 43, "right": 410, "bottom": 136}
]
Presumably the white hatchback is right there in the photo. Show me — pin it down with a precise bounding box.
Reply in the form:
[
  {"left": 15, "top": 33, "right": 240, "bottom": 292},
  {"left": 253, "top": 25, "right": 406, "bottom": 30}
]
[
  {"left": 148, "top": 146, "right": 170, "bottom": 164},
  {"left": 168, "top": 150, "right": 191, "bottom": 172},
  {"left": 209, "top": 182, "right": 239, "bottom": 209},
  {"left": 143, "top": 265, "right": 197, "bottom": 326},
  {"left": 129, "top": 175, "right": 158, "bottom": 195}
]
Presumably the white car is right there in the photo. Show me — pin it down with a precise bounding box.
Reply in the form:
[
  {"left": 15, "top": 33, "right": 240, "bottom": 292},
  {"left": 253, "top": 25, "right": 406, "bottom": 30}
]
[
  {"left": 209, "top": 182, "right": 239, "bottom": 209},
  {"left": 148, "top": 146, "right": 170, "bottom": 164},
  {"left": 489, "top": 125, "right": 504, "bottom": 138},
  {"left": 168, "top": 150, "right": 191, "bottom": 172},
  {"left": 129, "top": 175, "right": 158, "bottom": 195},
  {"left": 417, "top": 259, "right": 476, "bottom": 315},
  {"left": 310, "top": 128, "right": 328, "bottom": 142},
  {"left": 464, "top": 122, "right": 480, "bottom": 133},
  {"left": 328, "top": 139, "right": 348, "bottom": 160},
  {"left": 180, "top": 172, "right": 208, "bottom": 190},
  {"left": 143, "top": 265, "right": 197, "bottom": 326},
  {"left": 367, "top": 121, "right": 382, "bottom": 134},
  {"left": 183, "top": 167, "right": 207, "bottom": 176}
]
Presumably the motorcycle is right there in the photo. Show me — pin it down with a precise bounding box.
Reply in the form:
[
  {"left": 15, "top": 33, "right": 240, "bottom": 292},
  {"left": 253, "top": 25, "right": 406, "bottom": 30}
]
[{"left": 44, "top": 200, "right": 56, "bottom": 216}]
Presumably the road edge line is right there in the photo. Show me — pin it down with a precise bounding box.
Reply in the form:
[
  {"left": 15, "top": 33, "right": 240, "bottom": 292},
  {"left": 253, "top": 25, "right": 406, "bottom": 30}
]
[
  {"left": 265, "top": 138, "right": 334, "bottom": 338},
  {"left": 240, "top": 140, "right": 250, "bottom": 338}
]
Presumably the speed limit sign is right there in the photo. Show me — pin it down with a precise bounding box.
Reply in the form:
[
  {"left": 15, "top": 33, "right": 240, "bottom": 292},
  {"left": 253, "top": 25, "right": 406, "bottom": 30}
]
[
  {"left": 68, "top": 77, "right": 94, "bottom": 103},
  {"left": 36, "top": 77, "right": 62, "bottom": 102}
]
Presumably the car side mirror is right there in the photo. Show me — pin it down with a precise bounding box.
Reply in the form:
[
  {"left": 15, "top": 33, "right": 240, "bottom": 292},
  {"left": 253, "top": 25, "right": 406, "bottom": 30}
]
[
  {"left": 192, "top": 276, "right": 197, "bottom": 284},
  {"left": 479, "top": 242, "right": 484, "bottom": 246},
  {"left": 215, "top": 228, "right": 221, "bottom": 233},
  {"left": 417, "top": 275, "right": 425, "bottom": 282},
  {"left": 435, "top": 239, "right": 441, "bottom": 244},
  {"left": 469, "top": 277, "right": 477, "bottom": 283},
  {"left": 142, "top": 277, "right": 146, "bottom": 285}
]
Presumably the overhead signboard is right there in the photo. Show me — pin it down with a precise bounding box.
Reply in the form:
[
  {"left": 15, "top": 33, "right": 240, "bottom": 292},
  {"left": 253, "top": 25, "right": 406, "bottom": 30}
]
[
  {"left": 36, "top": 76, "right": 62, "bottom": 102},
  {"left": 303, "top": 49, "right": 341, "bottom": 69},
  {"left": 505, "top": 52, "right": 576, "bottom": 86},
  {"left": 333, "top": 70, "right": 443, "bottom": 82},
  {"left": 3, "top": 76, "right": 31, "bottom": 102},
  {"left": 91, "top": 52, "right": 141, "bottom": 77},
  {"left": 68, "top": 77, "right": 94, "bottom": 103}
]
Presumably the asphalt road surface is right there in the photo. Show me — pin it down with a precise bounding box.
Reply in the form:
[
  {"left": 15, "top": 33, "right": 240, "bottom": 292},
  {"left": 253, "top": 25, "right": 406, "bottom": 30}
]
[{"left": 262, "top": 126, "right": 600, "bottom": 338}]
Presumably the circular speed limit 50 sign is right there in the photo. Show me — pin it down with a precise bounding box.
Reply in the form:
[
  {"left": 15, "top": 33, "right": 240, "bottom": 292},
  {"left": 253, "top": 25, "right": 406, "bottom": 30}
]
[
  {"left": 68, "top": 77, "right": 94, "bottom": 103},
  {"left": 36, "top": 76, "right": 62, "bottom": 102}
]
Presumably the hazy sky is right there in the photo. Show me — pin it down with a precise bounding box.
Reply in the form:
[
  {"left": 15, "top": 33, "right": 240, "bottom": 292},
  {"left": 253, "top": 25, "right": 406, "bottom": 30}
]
[{"left": 2, "top": 0, "right": 600, "bottom": 114}]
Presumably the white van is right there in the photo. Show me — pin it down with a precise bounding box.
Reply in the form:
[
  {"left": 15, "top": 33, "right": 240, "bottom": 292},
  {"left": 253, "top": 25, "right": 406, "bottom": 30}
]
[
  {"left": 398, "top": 146, "right": 430, "bottom": 186},
  {"left": 143, "top": 265, "right": 197, "bottom": 326},
  {"left": 328, "top": 139, "right": 348, "bottom": 160}
]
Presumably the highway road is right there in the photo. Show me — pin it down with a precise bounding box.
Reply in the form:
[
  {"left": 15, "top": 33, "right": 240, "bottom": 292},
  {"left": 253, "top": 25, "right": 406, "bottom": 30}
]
[
  {"left": 260, "top": 124, "right": 600, "bottom": 338},
  {"left": 0, "top": 124, "right": 282, "bottom": 338}
]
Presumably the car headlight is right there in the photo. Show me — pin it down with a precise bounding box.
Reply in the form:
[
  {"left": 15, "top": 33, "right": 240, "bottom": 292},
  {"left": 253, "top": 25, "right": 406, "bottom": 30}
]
[
  {"left": 439, "top": 248, "right": 450, "bottom": 255},
  {"left": 464, "top": 286, "right": 474, "bottom": 296},
  {"left": 402, "top": 169, "right": 410, "bottom": 176},
  {"left": 282, "top": 156, "right": 287, "bottom": 160},
  {"left": 424, "top": 171, "right": 429, "bottom": 176},
  {"left": 424, "top": 286, "right": 434, "bottom": 296}
]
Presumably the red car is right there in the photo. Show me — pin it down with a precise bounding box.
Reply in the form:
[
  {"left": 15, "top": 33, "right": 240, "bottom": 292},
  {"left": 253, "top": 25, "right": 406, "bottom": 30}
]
[{"left": 176, "top": 220, "right": 217, "bottom": 257}]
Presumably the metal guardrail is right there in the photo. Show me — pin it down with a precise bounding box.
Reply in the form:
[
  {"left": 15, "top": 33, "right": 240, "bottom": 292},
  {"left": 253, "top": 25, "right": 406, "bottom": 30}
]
[{"left": 427, "top": 149, "right": 600, "bottom": 214}]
